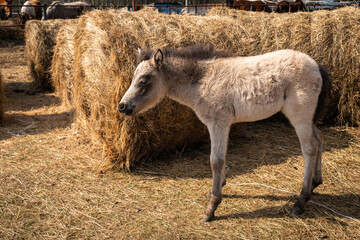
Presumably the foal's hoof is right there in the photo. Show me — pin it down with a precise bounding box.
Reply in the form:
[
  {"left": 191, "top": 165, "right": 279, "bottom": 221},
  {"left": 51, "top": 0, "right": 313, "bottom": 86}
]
[
  {"left": 201, "top": 213, "right": 215, "bottom": 222},
  {"left": 291, "top": 206, "right": 305, "bottom": 216}
]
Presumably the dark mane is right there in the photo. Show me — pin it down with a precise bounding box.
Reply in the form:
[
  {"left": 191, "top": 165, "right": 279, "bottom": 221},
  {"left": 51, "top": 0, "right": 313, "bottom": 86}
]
[{"left": 138, "top": 45, "right": 236, "bottom": 62}]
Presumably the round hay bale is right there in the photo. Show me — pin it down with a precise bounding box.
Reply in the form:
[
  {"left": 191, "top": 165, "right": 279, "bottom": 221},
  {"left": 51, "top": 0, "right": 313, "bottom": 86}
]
[
  {"left": 0, "top": 72, "right": 4, "bottom": 126},
  {"left": 0, "top": 19, "right": 24, "bottom": 40},
  {"left": 25, "top": 19, "right": 78, "bottom": 91},
  {"left": 51, "top": 23, "right": 78, "bottom": 107},
  {"left": 208, "top": 7, "right": 360, "bottom": 126}
]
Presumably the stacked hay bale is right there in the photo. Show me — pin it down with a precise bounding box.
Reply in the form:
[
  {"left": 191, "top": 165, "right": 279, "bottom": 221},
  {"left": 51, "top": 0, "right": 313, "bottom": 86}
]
[
  {"left": 0, "top": 72, "right": 4, "bottom": 126},
  {"left": 69, "top": 7, "right": 359, "bottom": 170},
  {"left": 25, "top": 19, "right": 78, "bottom": 91},
  {"left": 51, "top": 23, "right": 78, "bottom": 107},
  {"left": 208, "top": 7, "right": 360, "bottom": 126}
]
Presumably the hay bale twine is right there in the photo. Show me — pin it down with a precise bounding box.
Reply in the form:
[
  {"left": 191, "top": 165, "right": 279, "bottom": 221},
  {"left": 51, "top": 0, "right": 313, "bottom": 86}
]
[
  {"left": 0, "top": 72, "right": 4, "bottom": 126},
  {"left": 208, "top": 7, "right": 360, "bottom": 125},
  {"left": 25, "top": 19, "right": 78, "bottom": 91},
  {"left": 51, "top": 23, "right": 78, "bottom": 107}
]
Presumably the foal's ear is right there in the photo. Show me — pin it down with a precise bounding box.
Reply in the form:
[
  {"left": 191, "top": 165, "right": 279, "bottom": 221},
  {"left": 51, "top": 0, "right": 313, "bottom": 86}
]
[{"left": 153, "top": 49, "right": 163, "bottom": 68}]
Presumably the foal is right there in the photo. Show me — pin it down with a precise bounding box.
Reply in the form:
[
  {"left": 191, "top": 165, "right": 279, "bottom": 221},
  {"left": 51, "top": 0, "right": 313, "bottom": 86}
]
[{"left": 118, "top": 45, "right": 331, "bottom": 221}]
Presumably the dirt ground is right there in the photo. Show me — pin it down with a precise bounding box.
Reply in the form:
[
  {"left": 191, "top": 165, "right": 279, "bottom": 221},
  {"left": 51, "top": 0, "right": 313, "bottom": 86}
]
[{"left": 0, "top": 39, "right": 360, "bottom": 239}]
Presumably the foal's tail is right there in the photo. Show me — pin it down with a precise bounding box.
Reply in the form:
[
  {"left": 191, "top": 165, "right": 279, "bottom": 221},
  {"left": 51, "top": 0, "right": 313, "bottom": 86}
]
[{"left": 314, "top": 65, "right": 332, "bottom": 124}]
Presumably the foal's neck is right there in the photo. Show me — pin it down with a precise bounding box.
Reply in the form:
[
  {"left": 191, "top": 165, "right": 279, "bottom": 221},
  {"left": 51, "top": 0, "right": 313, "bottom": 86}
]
[{"left": 163, "top": 58, "right": 207, "bottom": 108}]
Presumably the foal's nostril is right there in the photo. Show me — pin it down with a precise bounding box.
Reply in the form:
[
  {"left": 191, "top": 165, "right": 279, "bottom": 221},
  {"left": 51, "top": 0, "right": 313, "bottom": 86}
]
[
  {"left": 118, "top": 102, "right": 135, "bottom": 115},
  {"left": 118, "top": 103, "right": 127, "bottom": 113}
]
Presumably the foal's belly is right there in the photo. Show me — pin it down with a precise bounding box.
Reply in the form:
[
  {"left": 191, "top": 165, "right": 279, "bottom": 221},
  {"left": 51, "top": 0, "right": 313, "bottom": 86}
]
[{"left": 232, "top": 95, "right": 285, "bottom": 123}]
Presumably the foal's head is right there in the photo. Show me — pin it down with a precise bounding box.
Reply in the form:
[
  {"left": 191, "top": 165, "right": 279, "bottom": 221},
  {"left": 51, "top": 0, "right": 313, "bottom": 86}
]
[{"left": 118, "top": 49, "right": 166, "bottom": 116}]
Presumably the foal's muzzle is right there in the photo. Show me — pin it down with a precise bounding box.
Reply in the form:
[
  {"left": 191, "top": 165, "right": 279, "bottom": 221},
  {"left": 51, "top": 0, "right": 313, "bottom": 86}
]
[{"left": 118, "top": 102, "right": 135, "bottom": 116}]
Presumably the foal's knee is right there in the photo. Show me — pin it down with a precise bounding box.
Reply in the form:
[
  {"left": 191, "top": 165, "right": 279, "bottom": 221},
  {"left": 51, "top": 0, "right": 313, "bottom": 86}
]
[
  {"left": 210, "top": 156, "right": 225, "bottom": 173},
  {"left": 302, "top": 142, "right": 318, "bottom": 158},
  {"left": 303, "top": 135, "right": 321, "bottom": 157}
]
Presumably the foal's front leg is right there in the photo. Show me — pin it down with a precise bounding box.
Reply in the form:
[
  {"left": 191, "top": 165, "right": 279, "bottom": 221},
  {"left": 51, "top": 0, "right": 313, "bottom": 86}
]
[{"left": 202, "top": 123, "right": 230, "bottom": 222}]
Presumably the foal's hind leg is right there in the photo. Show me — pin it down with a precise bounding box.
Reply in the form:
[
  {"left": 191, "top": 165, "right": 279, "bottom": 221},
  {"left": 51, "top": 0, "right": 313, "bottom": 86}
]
[
  {"left": 312, "top": 126, "right": 323, "bottom": 193},
  {"left": 291, "top": 122, "right": 321, "bottom": 215},
  {"left": 206, "top": 163, "right": 226, "bottom": 198}
]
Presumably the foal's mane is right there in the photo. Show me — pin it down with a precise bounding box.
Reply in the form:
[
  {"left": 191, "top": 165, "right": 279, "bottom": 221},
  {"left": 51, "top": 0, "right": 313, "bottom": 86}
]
[{"left": 138, "top": 45, "right": 236, "bottom": 62}]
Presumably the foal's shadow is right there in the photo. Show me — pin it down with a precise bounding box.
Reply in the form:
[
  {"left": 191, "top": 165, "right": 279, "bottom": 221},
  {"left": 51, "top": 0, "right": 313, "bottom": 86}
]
[
  {"left": 4, "top": 81, "right": 59, "bottom": 112},
  {"left": 217, "top": 193, "right": 360, "bottom": 223},
  {"left": 133, "top": 118, "right": 353, "bottom": 179}
]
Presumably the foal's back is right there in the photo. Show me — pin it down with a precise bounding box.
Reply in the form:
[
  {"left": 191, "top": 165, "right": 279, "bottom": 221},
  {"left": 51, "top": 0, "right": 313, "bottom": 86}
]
[{"left": 199, "top": 50, "right": 322, "bottom": 123}]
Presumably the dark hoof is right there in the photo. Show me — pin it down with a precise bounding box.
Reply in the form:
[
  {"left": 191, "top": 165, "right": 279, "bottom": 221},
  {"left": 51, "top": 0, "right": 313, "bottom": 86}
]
[
  {"left": 291, "top": 207, "right": 305, "bottom": 216},
  {"left": 201, "top": 213, "right": 215, "bottom": 222}
]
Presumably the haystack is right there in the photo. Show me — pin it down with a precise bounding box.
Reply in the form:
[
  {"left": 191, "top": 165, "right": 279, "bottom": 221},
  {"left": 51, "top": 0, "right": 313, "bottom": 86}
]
[
  {"left": 51, "top": 23, "right": 78, "bottom": 107},
  {"left": 71, "top": 7, "right": 360, "bottom": 170},
  {"left": 207, "top": 7, "right": 360, "bottom": 125},
  {"left": 0, "top": 72, "right": 4, "bottom": 126},
  {"left": 25, "top": 19, "right": 78, "bottom": 91}
]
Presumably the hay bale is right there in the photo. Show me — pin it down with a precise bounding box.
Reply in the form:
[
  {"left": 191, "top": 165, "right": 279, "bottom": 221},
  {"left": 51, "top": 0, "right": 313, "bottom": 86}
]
[
  {"left": 0, "top": 19, "right": 24, "bottom": 40},
  {"left": 207, "top": 7, "right": 360, "bottom": 125},
  {"left": 51, "top": 23, "right": 78, "bottom": 107},
  {"left": 0, "top": 72, "right": 4, "bottom": 126},
  {"left": 72, "top": 8, "right": 360, "bottom": 170},
  {"left": 25, "top": 19, "right": 78, "bottom": 91}
]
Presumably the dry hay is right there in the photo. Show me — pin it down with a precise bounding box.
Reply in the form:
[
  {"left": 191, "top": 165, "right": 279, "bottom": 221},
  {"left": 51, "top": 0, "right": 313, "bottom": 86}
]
[
  {"left": 51, "top": 23, "right": 78, "bottom": 107},
  {"left": 25, "top": 19, "right": 78, "bottom": 91},
  {"left": 207, "top": 7, "right": 360, "bottom": 126},
  {"left": 0, "top": 72, "right": 4, "bottom": 126},
  {"left": 71, "top": 8, "right": 360, "bottom": 170}
]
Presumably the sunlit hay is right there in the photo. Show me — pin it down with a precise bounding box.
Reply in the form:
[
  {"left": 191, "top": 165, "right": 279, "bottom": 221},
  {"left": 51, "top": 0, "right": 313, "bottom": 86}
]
[
  {"left": 0, "top": 72, "right": 4, "bottom": 126},
  {"left": 51, "top": 23, "right": 78, "bottom": 107},
  {"left": 25, "top": 19, "right": 78, "bottom": 91},
  {"left": 208, "top": 7, "right": 360, "bottom": 125},
  {"left": 327, "top": 8, "right": 360, "bottom": 126}
]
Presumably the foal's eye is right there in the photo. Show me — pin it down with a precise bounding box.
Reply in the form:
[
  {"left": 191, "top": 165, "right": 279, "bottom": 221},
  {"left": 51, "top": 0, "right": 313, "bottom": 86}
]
[
  {"left": 139, "top": 76, "right": 150, "bottom": 85},
  {"left": 139, "top": 79, "right": 147, "bottom": 85}
]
